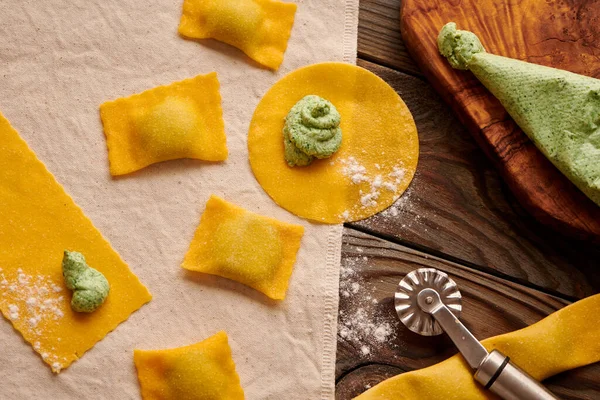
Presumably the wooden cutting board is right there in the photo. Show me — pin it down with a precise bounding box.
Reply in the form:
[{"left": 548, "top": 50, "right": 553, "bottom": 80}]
[{"left": 400, "top": 0, "right": 600, "bottom": 242}]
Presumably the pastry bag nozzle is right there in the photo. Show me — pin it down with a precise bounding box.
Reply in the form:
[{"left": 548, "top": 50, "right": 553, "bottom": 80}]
[{"left": 396, "top": 268, "right": 559, "bottom": 400}]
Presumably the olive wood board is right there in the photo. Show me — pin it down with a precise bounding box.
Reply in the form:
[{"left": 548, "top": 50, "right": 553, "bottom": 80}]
[{"left": 399, "top": 0, "right": 600, "bottom": 242}]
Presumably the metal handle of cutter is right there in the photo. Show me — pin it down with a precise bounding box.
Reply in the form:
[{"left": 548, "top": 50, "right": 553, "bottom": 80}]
[
  {"left": 417, "top": 288, "right": 559, "bottom": 400},
  {"left": 474, "top": 350, "right": 559, "bottom": 400}
]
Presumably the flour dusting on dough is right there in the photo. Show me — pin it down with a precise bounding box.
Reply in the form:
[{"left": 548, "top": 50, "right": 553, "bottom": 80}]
[
  {"left": 338, "top": 157, "right": 407, "bottom": 220},
  {"left": 341, "top": 157, "right": 369, "bottom": 184},
  {"left": 8, "top": 304, "right": 19, "bottom": 320},
  {"left": 0, "top": 269, "right": 67, "bottom": 371}
]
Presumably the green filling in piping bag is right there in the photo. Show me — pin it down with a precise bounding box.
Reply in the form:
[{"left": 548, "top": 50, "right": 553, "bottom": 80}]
[{"left": 438, "top": 22, "right": 600, "bottom": 207}]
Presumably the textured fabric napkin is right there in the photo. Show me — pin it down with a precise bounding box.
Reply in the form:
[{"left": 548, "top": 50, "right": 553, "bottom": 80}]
[{"left": 0, "top": 0, "right": 358, "bottom": 398}]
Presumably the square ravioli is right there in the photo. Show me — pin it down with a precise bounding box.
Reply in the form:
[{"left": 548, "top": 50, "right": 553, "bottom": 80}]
[
  {"left": 178, "top": 0, "right": 297, "bottom": 70},
  {"left": 0, "top": 113, "right": 151, "bottom": 373},
  {"left": 100, "top": 72, "right": 228, "bottom": 176},
  {"left": 182, "top": 195, "right": 304, "bottom": 300},
  {"left": 134, "top": 331, "right": 245, "bottom": 400}
]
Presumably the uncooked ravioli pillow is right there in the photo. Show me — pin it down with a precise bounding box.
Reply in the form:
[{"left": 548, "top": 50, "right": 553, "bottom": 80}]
[
  {"left": 99, "top": 73, "right": 228, "bottom": 176},
  {"left": 178, "top": 0, "right": 297, "bottom": 70},
  {"left": 182, "top": 195, "right": 304, "bottom": 300},
  {"left": 134, "top": 331, "right": 244, "bottom": 400}
]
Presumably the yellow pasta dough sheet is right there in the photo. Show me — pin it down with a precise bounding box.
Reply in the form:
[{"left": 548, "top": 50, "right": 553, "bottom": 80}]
[
  {"left": 178, "top": 0, "right": 297, "bottom": 70},
  {"left": 248, "top": 62, "right": 419, "bottom": 223},
  {"left": 356, "top": 293, "right": 600, "bottom": 399},
  {"left": 182, "top": 195, "right": 304, "bottom": 300},
  {"left": 134, "top": 331, "right": 245, "bottom": 400},
  {"left": 0, "top": 112, "right": 152, "bottom": 373},
  {"left": 100, "top": 72, "right": 227, "bottom": 176}
]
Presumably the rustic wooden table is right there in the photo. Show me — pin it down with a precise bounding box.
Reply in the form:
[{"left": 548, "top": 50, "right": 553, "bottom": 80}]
[{"left": 335, "top": 1, "right": 600, "bottom": 398}]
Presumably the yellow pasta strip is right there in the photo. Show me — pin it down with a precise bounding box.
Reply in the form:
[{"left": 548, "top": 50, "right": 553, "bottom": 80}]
[
  {"left": 356, "top": 294, "right": 600, "bottom": 399},
  {"left": 100, "top": 72, "right": 227, "bottom": 176},
  {"left": 182, "top": 195, "right": 304, "bottom": 300},
  {"left": 178, "top": 0, "right": 297, "bottom": 70},
  {"left": 134, "top": 331, "right": 245, "bottom": 400},
  {"left": 0, "top": 112, "right": 152, "bottom": 372}
]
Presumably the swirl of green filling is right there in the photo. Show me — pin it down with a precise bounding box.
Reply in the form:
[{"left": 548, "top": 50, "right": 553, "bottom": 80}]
[
  {"left": 437, "top": 22, "right": 485, "bottom": 70},
  {"left": 62, "top": 250, "right": 110, "bottom": 313},
  {"left": 283, "top": 95, "right": 342, "bottom": 167}
]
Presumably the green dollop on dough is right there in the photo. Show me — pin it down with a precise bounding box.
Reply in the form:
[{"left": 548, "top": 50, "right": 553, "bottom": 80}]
[
  {"left": 283, "top": 95, "right": 342, "bottom": 167},
  {"left": 62, "top": 250, "right": 110, "bottom": 313},
  {"left": 437, "top": 22, "right": 485, "bottom": 70},
  {"left": 438, "top": 22, "right": 600, "bottom": 207}
]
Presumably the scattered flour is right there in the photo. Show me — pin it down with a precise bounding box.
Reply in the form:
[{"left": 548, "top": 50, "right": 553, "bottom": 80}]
[
  {"left": 359, "top": 191, "right": 379, "bottom": 208},
  {"left": 389, "top": 166, "right": 406, "bottom": 182},
  {"left": 341, "top": 157, "right": 369, "bottom": 184},
  {"left": 8, "top": 304, "right": 19, "bottom": 320},
  {"left": 0, "top": 269, "right": 65, "bottom": 332},
  {"left": 338, "top": 255, "right": 398, "bottom": 357},
  {"left": 0, "top": 268, "right": 68, "bottom": 371},
  {"left": 338, "top": 157, "right": 407, "bottom": 220},
  {"left": 375, "top": 185, "right": 427, "bottom": 232}
]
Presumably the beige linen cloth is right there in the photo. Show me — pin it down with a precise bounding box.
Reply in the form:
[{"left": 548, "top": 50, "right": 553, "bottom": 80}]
[{"left": 0, "top": 0, "right": 358, "bottom": 398}]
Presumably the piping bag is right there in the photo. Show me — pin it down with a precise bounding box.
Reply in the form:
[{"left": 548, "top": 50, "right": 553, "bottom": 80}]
[
  {"left": 355, "top": 268, "right": 600, "bottom": 399},
  {"left": 437, "top": 22, "right": 600, "bottom": 208}
]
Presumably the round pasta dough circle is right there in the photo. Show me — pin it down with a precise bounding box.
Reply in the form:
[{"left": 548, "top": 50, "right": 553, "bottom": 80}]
[{"left": 248, "top": 62, "right": 419, "bottom": 223}]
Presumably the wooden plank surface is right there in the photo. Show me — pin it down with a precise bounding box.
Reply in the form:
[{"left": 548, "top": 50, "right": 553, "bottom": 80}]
[
  {"left": 358, "top": 0, "right": 421, "bottom": 76},
  {"left": 339, "top": 0, "right": 600, "bottom": 397},
  {"left": 353, "top": 59, "right": 600, "bottom": 300},
  {"left": 335, "top": 228, "right": 600, "bottom": 399}
]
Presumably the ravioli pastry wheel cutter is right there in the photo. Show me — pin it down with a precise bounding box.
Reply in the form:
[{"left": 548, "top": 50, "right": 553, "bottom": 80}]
[{"left": 394, "top": 268, "right": 559, "bottom": 400}]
